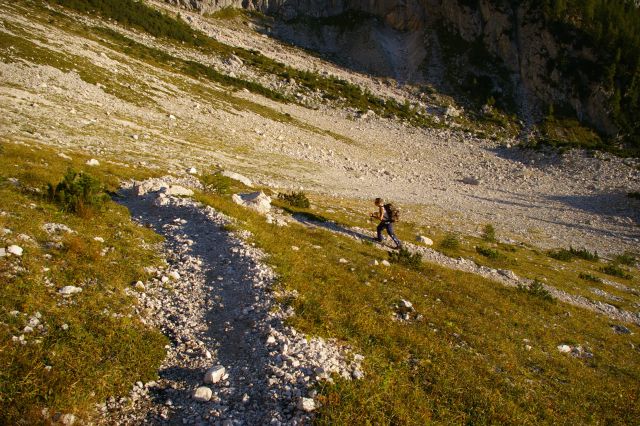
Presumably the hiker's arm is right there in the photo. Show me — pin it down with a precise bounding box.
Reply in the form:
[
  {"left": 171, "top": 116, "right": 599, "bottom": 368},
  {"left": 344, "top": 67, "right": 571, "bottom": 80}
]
[{"left": 377, "top": 206, "right": 384, "bottom": 220}]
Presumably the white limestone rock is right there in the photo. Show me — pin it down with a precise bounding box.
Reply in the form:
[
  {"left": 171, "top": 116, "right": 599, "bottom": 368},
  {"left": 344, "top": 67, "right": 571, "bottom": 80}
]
[
  {"left": 86, "top": 159, "right": 100, "bottom": 166},
  {"left": 232, "top": 192, "right": 271, "bottom": 215},
  {"left": 193, "top": 386, "right": 212, "bottom": 402},
  {"left": 42, "top": 223, "right": 75, "bottom": 235},
  {"left": 204, "top": 365, "right": 226, "bottom": 384},
  {"left": 160, "top": 185, "right": 193, "bottom": 197},
  {"left": 416, "top": 235, "right": 433, "bottom": 246},
  {"left": 297, "top": 397, "right": 316, "bottom": 412},
  {"left": 59, "top": 286, "right": 82, "bottom": 296},
  {"left": 7, "top": 245, "right": 23, "bottom": 256},
  {"left": 221, "top": 170, "right": 253, "bottom": 187}
]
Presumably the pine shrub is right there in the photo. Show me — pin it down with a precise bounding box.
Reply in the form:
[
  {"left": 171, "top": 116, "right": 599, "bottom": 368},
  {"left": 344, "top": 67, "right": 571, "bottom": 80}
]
[{"left": 47, "top": 169, "right": 108, "bottom": 216}]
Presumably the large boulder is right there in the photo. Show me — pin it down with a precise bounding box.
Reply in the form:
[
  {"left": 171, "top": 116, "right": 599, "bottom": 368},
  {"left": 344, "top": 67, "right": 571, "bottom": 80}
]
[{"left": 232, "top": 191, "right": 271, "bottom": 214}]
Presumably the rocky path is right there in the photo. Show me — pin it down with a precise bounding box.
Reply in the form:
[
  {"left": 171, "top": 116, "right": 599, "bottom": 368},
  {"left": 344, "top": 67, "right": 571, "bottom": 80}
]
[
  {"left": 292, "top": 215, "right": 640, "bottom": 326},
  {"left": 100, "top": 178, "right": 363, "bottom": 425}
]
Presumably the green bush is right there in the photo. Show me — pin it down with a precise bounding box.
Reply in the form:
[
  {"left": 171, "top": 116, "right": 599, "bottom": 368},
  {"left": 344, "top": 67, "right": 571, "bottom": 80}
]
[
  {"left": 476, "top": 246, "right": 503, "bottom": 260},
  {"left": 439, "top": 233, "right": 460, "bottom": 250},
  {"left": 47, "top": 168, "right": 108, "bottom": 216},
  {"left": 628, "top": 192, "right": 640, "bottom": 200},
  {"left": 614, "top": 252, "right": 637, "bottom": 266},
  {"left": 481, "top": 224, "right": 496, "bottom": 242},
  {"left": 518, "top": 279, "right": 554, "bottom": 302},
  {"left": 602, "top": 264, "right": 633, "bottom": 279},
  {"left": 278, "top": 191, "right": 310, "bottom": 208},
  {"left": 548, "top": 247, "right": 598, "bottom": 262},
  {"left": 548, "top": 248, "right": 574, "bottom": 261},
  {"left": 579, "top": 272, "right": 603, "bottom": 283},
  {"left": 569, "top": 247, "right": 599, "bottom": 261},
  {"left": 201, "top": 172, "right": 232, "bottom": 194},
  {"left": 388, "top": 248, "right": 423, "bottom": 270}
]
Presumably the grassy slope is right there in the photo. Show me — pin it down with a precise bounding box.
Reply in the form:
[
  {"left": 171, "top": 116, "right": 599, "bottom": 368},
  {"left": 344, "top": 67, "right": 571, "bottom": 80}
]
[
  {"left": 0, "top": 142, "right": 167, "bottom": 424},
  {"left": 195, "top": 175, "right": 640, "bottom": 425}
]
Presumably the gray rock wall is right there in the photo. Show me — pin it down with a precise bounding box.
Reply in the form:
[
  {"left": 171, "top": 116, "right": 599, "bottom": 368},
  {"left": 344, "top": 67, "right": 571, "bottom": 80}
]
[{"left": 166, "top": 0, "right": 616, "bottom": 135}]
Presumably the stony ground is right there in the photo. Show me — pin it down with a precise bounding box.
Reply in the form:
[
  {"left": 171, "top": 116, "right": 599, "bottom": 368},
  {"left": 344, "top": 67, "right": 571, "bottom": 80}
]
[{"left": 99, "top": 177, "right": 362, "bottom": 425}]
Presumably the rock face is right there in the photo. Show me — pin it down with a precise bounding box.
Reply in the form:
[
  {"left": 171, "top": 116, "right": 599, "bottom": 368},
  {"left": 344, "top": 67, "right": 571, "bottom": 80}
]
[{"left": 165, "top": 0, "right": 618, "bottom": 135}]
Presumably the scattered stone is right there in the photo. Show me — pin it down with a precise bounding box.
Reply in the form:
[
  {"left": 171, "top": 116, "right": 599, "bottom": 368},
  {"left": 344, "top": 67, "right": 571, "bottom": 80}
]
[
  {"left": 397, "top": 299, "right": 414, "bottom": 314},
  {"left": 369, "top": 259, "right": 379, "bottom": 266},
  {"left": 94, "top": 237, "right": 105, "bottom": 243},
  {"left": 416, "top": 235, "right": 433, "bottom": 245},
  {"left": 445, "top": 105, "right": 461, "bottom": 118},
  {"left": 221, "top": 171, "right": 253, "bottom": 187},
  {"left": 557, "top": 345, "right": 571, "bottom": 353},
  {"left": 381, "top": 260, "right": 391, "bottom": 267},
  {"left": 297, "top": 397, "right": 316, "bottom": 412},
  {"left": 462, "top": 176, "right": 481, "bottom": 185},
  {"left": 611, "top": 324, "right": 632, "bottom": 334},
  {"left": 58, "top": 152, "right": 72, "bottom": 160},
  {"left": 60, "top": 413, "right": 77, "bottom": 425},
  {"left": 42, "top": 223, "right": 74, "bottom": 235},
  {"left": 7, "top": 245, "right": 23, "bottom": 256},
  {"left": 86, "top": 159, "right": 100, "bottom": 166},
  {"left": 0, "top": 248, "right": 5, "bottom": 257},
  {"left": 135, "top": 281, "right": 146, "bottom": 291},
  {"left": 187, "top": 167, "right": 197, "bottom": 175},
  {"left": 291, "top": 246, "right": 300, "bottom": 251},
  {"left": 169, "top": 271, "right": 181, "bottom": 280},
  {"left": 232, "top": 192, "right": 271, "bottom": 214},
  {"left": 338, "top": 258, "right": 348, "bottom": 264},
  {"left": 192, "top": 387, "right": 212, "bottom": 402},
  {"left": 59, "top": 286, "right": 82, "bottom": 296},
  {"left": 204, "top": 365, "right": 226, "bottom": 384}
]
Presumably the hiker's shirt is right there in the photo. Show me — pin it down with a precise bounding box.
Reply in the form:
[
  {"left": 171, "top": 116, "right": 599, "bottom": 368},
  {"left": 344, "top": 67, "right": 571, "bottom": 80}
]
[{"left": 381, "top": 207, "right": 390, "bottom": 222}]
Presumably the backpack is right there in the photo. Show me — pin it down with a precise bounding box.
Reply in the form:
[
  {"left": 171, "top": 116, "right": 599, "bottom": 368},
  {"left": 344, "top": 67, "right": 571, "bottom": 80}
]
[{"left": 384, "top": 203, "right": 400, "bottom": 222}]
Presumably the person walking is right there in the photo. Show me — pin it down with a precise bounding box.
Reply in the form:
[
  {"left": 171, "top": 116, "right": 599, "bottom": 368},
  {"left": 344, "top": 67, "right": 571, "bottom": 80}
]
[{"left": 371, "top": 198, "right": 402, "bottom": 249}]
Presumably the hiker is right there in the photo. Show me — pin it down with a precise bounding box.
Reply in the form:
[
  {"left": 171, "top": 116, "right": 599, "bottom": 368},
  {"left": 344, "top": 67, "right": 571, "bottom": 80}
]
[{"left": 371, "top": 198, "right": 402, "bottom": 249}]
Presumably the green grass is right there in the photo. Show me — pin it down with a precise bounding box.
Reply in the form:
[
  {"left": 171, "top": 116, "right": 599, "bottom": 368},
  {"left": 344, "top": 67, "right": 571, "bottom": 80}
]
[
  {"left": 0, "top": 142, "right": 166, "bottom": 424},
  {"left": 193, "top": 179, "right": 640, "bottom": 425}
]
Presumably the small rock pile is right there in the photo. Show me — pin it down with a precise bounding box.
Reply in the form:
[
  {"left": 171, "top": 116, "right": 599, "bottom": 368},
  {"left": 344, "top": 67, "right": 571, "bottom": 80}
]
[{"left": 392, "top": 299, "right": 423, "bottom": 322}]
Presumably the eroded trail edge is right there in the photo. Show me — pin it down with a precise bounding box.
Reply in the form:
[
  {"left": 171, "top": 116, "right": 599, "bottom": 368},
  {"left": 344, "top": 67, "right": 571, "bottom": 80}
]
[{"left": 100, "top": 177, "right": 363, "bottom": 425}]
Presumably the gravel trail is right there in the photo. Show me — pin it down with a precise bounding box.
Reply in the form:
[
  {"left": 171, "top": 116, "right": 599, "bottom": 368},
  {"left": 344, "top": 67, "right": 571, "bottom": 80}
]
[{"left": 99, "top": 178, "right": 363, "bottom": 425}]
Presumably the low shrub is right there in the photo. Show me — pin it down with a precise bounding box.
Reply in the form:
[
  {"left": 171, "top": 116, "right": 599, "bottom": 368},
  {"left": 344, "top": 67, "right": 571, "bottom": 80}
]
[
  {"left": 579, "top": 273, "right": 602, "bottom": 283},
  {"left": 602, "top": 264, "right": 633, "bottom": 279},
  {"left": 439, "top": 233, "right": 460, "bottom": 250},
  {"left": 548, "top": 248, "right": 574, "bottom": 261},
  {"left": 614, "top": 252, "right": 637, "bottom": 267},
  {"left": 518, "top": 279, "right": 554, "bottom": 301},
  {"left": 201, "top": 172, "right": 234, "bottom": 194},
  {"left": 388, "top": 248, "right": 423, "bottom": 270},
  {"left": 278, "top": 191, "right": 310, "bottom": 208},
  {"left": 569, "top": 247, "right": 599, "bottom": 261},
  {"left": 627, "top": 192, "right": 640, "bottom": 200},
  {"left": 476, "top": 246, "right": 503, "bottom": 260},
  {"left": 548, "top": 247, "right": 598, "bottom": 262},
  {"left": 481, "top": 224, "right": 496, "bottom": 242},
  {"left": 47, "top": 168, "right": 108, "bottom": 216}
]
